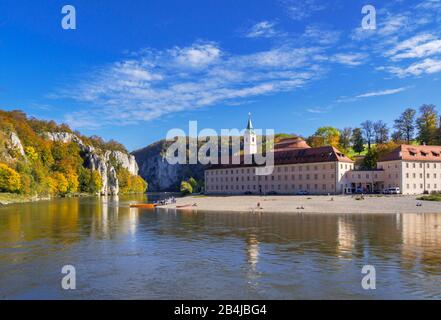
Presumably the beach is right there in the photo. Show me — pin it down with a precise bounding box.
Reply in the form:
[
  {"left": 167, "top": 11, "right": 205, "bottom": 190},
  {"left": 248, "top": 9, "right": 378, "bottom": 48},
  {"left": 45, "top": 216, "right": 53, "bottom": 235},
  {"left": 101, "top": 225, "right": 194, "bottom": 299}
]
[{"left": 159, "top": 195, "right": 441, "bottom": 214}]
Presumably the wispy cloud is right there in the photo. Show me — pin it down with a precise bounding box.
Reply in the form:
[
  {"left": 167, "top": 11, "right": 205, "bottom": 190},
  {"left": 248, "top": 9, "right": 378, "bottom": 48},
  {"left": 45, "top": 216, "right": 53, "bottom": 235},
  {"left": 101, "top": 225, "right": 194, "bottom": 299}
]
[
  {"left": 306, "top": 106, "right": 331, "bottom": 114},
  {"left": 301, "top": 25, "right": 341, "bottom": 46},
  {"left": 350, "top": 1, "right": 441, "bottom": 78},
  {"left": 281, "top": 0, "right": 326, "bottom": 21},
  {"left": 245, "top": 21, "right": 283, "bottom": 38},
  {"left": 336, "top": 87, "right": 410, "bottom": 103},
  {"left": 381, "top": 59, "right": 441, "bottom": 77},
  {"left": 55, "top": 42, "right": 330, "bottom": 128},
  {"left": 331, "top": 53, "right": 367, "bottom": 66},
  {"left": 355, "top": 87, "right": 409, "bottom": 98}
]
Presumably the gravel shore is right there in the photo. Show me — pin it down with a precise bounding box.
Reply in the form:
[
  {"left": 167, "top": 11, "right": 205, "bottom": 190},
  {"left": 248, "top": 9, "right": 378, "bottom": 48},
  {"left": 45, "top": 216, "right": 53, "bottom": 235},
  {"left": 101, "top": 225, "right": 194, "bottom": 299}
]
[{"left": 159, "top": 195, "right": 441, "bottom": 214}]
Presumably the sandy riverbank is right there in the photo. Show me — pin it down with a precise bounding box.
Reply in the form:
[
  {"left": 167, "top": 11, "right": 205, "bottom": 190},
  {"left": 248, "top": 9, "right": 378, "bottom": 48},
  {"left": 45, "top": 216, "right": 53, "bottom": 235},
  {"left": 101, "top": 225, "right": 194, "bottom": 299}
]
[{"left": 159, "top": 195, "right": 441, "bottom": 214}]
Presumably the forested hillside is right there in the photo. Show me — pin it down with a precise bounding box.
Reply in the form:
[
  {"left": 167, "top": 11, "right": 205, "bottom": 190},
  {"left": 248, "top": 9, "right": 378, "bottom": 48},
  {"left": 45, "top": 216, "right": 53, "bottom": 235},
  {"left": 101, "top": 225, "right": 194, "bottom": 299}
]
[{"left": 0, "top": 110, "right": 147, "bottom": 197}]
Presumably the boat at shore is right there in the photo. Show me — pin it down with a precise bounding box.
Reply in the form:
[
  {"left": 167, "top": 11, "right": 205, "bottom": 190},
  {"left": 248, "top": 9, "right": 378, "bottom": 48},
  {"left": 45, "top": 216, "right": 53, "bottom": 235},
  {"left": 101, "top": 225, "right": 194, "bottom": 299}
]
[{"left": 130, "top": 203, "right": 156, "bottom": 209}]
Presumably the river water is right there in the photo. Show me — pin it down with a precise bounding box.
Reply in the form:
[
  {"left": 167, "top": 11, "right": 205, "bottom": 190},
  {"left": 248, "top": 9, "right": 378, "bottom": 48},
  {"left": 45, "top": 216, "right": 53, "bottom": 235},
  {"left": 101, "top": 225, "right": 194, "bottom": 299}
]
[{"left": 0, "top": 194, "right": 440, "bottom": 299}]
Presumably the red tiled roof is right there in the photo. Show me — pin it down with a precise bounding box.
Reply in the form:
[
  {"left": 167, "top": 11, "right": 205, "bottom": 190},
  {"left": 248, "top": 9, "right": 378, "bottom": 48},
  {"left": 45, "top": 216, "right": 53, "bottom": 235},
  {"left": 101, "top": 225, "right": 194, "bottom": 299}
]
[
  {"left": 275, "top": 137, "right": 311, "bottom": 150},
  {"left": 379, "top": 144, "right": 441, "bottom": 162},
  {"left": 208, "top": 145, "right": 353, "bottom": 169}
]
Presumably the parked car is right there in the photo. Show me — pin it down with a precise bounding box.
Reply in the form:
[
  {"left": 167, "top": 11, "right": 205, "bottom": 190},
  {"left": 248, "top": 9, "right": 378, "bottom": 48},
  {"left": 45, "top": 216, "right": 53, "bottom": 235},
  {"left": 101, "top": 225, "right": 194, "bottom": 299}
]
[
  {"left": 268, "top": 191, "right": 278, "bottom": 195},
  {"left": 295, "top": 190, "right": 309, "bottom": 195},
  {"left": 383, "top": 187, "right": 400, "bottom": 194}
]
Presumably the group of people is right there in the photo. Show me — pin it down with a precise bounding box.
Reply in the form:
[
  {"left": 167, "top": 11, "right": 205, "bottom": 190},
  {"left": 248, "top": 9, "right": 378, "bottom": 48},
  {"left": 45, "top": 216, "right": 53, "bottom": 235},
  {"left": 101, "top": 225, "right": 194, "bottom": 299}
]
[{"left": 156, "top": 196, "right": 177, "bottom": 206}]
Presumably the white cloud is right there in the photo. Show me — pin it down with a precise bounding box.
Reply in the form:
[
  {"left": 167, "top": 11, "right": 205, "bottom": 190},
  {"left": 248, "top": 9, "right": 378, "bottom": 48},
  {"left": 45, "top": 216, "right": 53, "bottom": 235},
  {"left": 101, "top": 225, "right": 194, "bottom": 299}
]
[
  {"left": 245, "top": 21, "right": 281, "bottom": 38},
  {"left": 355, "top": 87, "right": 409, "bottom": 98},
  {"left": 302, "top": 25, "right": 341, "bottom": 45},
  {"left": 384, "top": 58, "right": 441, "bottom": 77},
  {"left": 331, "top": 53, "right": 367, "bottom": 66},
  {"left": 349, "top": 1, "right": 441, "bottom": 78},
  {"left": 387, "top": 35, "right": 441, "bottom": 60},
  {"left": 282, "top": 0, "right": 326, "bottom": 21},
  {"left": 306, "top": 106, "right": 330, "bottom": 114},
  {"left": 171, "top": 42, "right": 221, "bottom": 68},
  {"left": 56, "top": 43, "right": 328, "bottom": 128}
]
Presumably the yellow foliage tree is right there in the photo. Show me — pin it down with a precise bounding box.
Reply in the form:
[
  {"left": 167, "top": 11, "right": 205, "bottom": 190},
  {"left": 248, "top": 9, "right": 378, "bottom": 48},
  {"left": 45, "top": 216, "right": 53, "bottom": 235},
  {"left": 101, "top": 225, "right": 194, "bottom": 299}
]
[
  {"left": 0, "top": 163, "right": 21, "bottom": 193},
  {"left": 66, "top": 172, "right": 79, "bottom": 193},
  {"left": 53, "top": 172, "right": 68, "bottom": 195},
  {"left": 25, "top": 146, "right": 39, "bottom": 162}
]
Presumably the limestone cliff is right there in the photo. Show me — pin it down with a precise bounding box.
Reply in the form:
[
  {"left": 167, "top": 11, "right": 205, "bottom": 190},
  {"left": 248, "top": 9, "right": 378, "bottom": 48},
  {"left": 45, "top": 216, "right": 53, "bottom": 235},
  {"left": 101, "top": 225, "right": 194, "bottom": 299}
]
[
  {"left": 132, "top": 140, "right": 204, "bottom": 192},
  {"left": 46, "top": 132, "right": 138, "bottom": 195}
]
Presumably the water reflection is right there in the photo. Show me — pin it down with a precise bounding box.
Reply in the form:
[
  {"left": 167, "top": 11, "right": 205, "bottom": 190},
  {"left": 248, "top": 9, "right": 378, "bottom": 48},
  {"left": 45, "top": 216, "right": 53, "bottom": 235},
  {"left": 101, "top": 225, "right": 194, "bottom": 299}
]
[{"left": 0, "top": 196, "right": 440, "bottom": 299}]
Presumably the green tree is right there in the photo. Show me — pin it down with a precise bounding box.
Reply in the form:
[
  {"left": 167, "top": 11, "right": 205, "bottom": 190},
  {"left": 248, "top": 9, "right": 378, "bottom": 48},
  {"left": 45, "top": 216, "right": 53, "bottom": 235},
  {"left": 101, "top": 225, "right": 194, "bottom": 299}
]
[
  {"left": 351, "top": 128, "right": 365, "bottom": 155},
  {"left": 362, "top": 148, "right": 378, "bottom": 169},
  {"left": 417, "top": 104, "right": 438, "bottom": 145},
  {"left": 339, "top": 127, "right": 352, "bottom": 150},
  {"left": 180, "top": 181, "right": 193, "bottom": 195},
  {"left": 188, "top": 177, "right": 198, "bottom": 192},
  {"left": 394, "top": 108, "right": 416, "bottom": 144}
]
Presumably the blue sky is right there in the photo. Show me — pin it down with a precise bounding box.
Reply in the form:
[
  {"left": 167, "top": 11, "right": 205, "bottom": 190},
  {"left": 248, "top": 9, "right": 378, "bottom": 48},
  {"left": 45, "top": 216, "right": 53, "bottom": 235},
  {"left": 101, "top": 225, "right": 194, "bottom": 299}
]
[{"left": 1, "top": 0, "right": 441, "bottom": 151}]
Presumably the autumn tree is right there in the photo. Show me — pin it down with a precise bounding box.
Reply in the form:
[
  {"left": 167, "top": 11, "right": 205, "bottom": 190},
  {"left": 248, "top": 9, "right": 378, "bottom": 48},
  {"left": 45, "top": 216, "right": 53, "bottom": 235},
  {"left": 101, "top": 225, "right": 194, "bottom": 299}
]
[
  {"left": 308, "top": 127, "right": 340, "bottom": 148},
  {"left": 0, "top": 163, "right": 21, "bottom": 193},
  {"left": 417, "top": 104, "right": 438, "bottom": 145}
]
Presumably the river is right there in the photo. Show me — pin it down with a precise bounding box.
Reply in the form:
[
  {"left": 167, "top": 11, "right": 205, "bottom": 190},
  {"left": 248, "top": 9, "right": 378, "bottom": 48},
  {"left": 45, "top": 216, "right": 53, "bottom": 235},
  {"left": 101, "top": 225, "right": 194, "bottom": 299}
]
[{"left": 0, "top": 194, "right": 440, "bottom": 299}]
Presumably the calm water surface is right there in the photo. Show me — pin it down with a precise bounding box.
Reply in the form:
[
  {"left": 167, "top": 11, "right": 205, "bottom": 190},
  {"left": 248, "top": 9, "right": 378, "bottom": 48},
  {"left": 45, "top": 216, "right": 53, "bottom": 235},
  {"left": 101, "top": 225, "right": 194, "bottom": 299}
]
[{"left": 0, "top": 194, "right": 440, "bottom": 299}]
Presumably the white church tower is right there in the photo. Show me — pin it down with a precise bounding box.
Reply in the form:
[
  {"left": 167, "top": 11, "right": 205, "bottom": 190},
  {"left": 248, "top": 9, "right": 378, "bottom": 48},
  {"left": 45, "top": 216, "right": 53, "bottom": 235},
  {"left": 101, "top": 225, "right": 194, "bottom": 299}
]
[{"left": 244, "top": 113, "right": 257, "bottom": 155}]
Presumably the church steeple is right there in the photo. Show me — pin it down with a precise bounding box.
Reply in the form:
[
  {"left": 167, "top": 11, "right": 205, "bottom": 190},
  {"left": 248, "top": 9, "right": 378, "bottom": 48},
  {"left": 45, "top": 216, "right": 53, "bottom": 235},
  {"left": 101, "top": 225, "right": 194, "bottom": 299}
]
[
  {"left": 246, "top": 112, "right": 254, "bottom": 132},
  {"left": 244, "top": 113, "right": 257, "bottom": 155}
]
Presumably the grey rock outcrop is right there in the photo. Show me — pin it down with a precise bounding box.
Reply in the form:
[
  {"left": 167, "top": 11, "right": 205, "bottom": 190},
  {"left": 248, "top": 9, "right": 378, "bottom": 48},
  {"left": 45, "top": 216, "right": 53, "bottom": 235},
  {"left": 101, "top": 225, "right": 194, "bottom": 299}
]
[
  {"left": 105, "top": 150, "right": 139, "bottom": 175},
  {"left": 9, "top": 132, "right": 25, "bottom": 156},
  {"left": 132, "top": 140, "right": 204, "bottom": 191},
  {"left": 46, "top": 132, "right": 137, "bottom": 196}
]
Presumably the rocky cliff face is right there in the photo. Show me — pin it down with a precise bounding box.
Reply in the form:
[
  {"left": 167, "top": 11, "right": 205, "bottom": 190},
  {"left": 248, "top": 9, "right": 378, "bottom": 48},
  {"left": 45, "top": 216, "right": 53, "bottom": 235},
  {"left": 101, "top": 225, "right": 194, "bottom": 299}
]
[
  {"left": 132, "top": 140, "right": 204, "bottom": 192},
  {"left": 9, "top": 132, "right": 25, "bottom": 156},
  {"left": 46, "top": 132, "right": 138, "bottom": 195}
]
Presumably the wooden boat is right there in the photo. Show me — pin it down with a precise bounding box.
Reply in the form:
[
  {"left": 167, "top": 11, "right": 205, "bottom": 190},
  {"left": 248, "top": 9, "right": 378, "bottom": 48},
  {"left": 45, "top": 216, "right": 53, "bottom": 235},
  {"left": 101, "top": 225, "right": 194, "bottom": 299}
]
[{"left": 130, "top": 203, "right": 156, "bottom": 209}]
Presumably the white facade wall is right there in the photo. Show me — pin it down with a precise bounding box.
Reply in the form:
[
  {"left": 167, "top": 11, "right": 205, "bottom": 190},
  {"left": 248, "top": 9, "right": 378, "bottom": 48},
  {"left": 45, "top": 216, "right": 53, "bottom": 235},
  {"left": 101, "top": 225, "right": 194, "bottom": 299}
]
[
  {"left": 205, "top": 161, "right": 354, "bottom": 195},
  {"left": 399, "top": 161, "right": 441, "bottom": 195}
]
